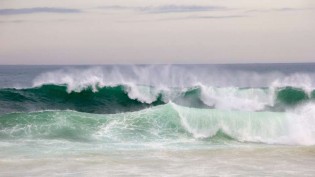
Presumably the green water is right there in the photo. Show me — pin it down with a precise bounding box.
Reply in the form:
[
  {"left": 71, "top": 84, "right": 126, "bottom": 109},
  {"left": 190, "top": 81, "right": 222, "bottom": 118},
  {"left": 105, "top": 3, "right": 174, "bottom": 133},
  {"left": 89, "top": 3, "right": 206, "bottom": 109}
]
[{"left": 1, "top": 64, "right": 315, "bottom": 176}]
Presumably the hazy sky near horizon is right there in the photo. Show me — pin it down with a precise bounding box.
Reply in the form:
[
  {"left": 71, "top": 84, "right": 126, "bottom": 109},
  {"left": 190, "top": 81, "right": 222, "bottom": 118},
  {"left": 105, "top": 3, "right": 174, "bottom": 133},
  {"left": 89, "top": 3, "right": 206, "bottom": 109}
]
[{"left": 0, "top": 0, "right": 314, "bottom": 64}]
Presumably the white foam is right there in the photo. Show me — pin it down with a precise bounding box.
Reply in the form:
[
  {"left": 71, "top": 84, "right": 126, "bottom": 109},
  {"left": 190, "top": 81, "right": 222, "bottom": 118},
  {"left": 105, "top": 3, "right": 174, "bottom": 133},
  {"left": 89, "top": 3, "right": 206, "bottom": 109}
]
[
  {"left": 198, "top": 84, "right": 273, "bottom": 111},
  {"left": 33, "top": 67, "right": 107, "bottom": 92},
  {"left": 286, "top": 103, "right": 315, "bottom": 145},
  {"left": 172, "top": 103, "right": 315, "bottom": 145},
  {"left": 271, "top": 73, "right": 315, "bottom": 95},
  {"left": 32, "top": 66, "right": 315, "bottom": 110}
]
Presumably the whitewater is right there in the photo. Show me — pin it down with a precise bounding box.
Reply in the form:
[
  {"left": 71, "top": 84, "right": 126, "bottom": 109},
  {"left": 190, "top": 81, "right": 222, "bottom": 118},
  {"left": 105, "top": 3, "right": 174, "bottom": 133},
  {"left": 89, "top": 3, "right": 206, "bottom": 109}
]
[{"left": 0, "top": 64, "right": 315, "bottom": 176}]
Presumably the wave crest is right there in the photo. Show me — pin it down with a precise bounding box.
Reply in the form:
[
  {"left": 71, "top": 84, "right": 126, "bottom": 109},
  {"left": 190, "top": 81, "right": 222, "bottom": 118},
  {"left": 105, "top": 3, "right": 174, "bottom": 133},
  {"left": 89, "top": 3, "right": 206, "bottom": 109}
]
[{"left": 1, "top": 83, "right": 315, "bottom": 115}]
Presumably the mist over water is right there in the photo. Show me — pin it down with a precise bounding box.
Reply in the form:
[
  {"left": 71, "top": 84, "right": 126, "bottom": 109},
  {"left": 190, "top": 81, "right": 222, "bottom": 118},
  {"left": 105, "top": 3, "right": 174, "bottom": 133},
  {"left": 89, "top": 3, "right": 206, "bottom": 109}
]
[{"left": 1, "top": 64, "right": 315, "bottom": 176}]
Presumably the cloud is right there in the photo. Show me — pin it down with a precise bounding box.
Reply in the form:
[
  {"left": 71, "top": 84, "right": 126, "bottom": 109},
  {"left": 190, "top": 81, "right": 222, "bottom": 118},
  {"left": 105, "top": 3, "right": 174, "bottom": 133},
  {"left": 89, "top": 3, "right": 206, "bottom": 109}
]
[
  {"left": 98, "top": 6, "right": 131, "bottom": 10},
  {"left": 138, "top": 5, "right": 227, "bottom": 13},
  {"left": 160, "top": 15, "right": 246, "bottom": 21},
  {"left": 246, "top": 8, "right": 312, "bottom": 13},
  {"left": 189, "top": 15, "right": 245, "bottom": 19},
  {"left": 0, "top": 19, "right": 76, "bottom": 23},
  {"left": 274, "top": 8, "right": 305, "bottom": 11},
  {"left": 118, "top": 15, "right": 246, "bottom": 23},
  {"left": 0, "top": 7, "right": 81, "bottom": 15},
  {"left": 0, "top": 20, "right": 25, "bottom": 23},
  {"left": 99, "top": 5, "right": 227, "bottom": 13}
]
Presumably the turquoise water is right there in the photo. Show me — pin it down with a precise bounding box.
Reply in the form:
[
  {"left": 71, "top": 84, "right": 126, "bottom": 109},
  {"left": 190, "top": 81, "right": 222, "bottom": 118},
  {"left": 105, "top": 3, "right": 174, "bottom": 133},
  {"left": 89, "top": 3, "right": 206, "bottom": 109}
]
[{"left": 1, "top": 64, "right": 315, "bottom": 176}]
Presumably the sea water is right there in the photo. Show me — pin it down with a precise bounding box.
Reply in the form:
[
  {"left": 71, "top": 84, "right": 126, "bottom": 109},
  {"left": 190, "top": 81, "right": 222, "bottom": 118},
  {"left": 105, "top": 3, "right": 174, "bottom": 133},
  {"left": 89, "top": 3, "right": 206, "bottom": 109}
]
[{"left": 0, "top": 64, "right": 315, "bottom": 176}]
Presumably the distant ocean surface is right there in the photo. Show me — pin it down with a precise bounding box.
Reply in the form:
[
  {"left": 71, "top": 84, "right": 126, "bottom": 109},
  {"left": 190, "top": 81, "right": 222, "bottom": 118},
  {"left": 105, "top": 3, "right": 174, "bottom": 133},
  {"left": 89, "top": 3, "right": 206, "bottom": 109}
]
[{"left": 1, "top": 64, "right": 315, "bottom": 176}]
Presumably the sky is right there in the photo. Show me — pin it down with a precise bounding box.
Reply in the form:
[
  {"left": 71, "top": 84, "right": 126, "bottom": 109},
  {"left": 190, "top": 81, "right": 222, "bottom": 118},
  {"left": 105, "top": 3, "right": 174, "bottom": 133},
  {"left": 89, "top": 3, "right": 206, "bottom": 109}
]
[{"left": 0, "top": 0, "right": 314, "bottom": 64}]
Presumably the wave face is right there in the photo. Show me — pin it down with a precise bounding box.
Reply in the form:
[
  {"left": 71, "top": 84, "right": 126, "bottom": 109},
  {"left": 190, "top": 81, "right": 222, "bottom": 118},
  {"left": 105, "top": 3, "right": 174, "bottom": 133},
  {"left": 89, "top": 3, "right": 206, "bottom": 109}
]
[
  {"left": 0, "top": 84, "right": 164, "bottom": 114},
  {"left": 1, "top": 103, "right": 315, "bottom": 146},
  {"left": 0, "top": 84, "right": 315, "bottom": 114}
]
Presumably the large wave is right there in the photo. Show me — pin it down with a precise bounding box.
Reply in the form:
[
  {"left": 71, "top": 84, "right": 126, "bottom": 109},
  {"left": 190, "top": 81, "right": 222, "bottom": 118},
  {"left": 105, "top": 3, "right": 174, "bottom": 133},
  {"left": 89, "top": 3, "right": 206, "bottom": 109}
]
[
  {"left": 1, "top": 103, "right": 315, "bottom": 146},
  {"left": 1, "top": 66, "right": 315, "bottom": 147},
  {"left": 1, "top": 83, "right": 314, "bottom": 114},
  {"left": 0, "top": 84, "right": 164, "bottom": 114}
]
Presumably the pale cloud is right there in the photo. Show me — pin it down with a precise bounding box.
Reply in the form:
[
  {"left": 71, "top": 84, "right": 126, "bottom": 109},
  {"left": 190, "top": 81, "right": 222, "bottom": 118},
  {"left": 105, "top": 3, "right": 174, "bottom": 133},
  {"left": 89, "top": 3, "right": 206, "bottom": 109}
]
[
  {"left": 0, "top": 20, "right": 25, "bottom": 23},
  {"left": 187, "top": 15, "right": 245, "bottom": 19},
  {"left": 128, "top": 15, "right": 246, "bottom": 22},
  {"left": 246, "top": 7, "right": 313, "bottom": 13},
  {"left": 0, "top": 0, "right": 314, "bottom": 64},
  {"left": 0, "top": 7, "right": 81, "bottom": 15},
  {"left": 136, "top": 5, "right": 227, "bottom": 13},
  {"left": 98, "top": 5, "right": 228, "bottom": 13}
]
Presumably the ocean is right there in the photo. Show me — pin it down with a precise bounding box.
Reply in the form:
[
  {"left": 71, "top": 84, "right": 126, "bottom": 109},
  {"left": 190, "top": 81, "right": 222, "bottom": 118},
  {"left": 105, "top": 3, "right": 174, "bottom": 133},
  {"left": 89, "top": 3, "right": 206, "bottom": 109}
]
[{"left": 0, "top": 64, "right": 315, "bottom": 176}]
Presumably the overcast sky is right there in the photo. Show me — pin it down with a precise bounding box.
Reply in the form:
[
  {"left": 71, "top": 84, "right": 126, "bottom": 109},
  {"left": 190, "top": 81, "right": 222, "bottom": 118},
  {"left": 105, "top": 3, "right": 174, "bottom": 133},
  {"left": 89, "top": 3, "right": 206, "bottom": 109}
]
[{"left": 0, "top": 0, "right": 314, "bottom": 64}]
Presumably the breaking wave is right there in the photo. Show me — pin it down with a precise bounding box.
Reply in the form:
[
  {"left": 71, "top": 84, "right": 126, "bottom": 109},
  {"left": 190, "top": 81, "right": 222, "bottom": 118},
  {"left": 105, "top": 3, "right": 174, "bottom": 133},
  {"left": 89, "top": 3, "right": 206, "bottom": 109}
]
[
  {"left": 1, "top": 83, "right": 315, "bottom": 114},
  {"left": 1, "top": 65, "right": 315, "bottom": 147},
  {"left": 1, "top": 103, "right": 315, "bottom": 146}
]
